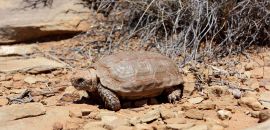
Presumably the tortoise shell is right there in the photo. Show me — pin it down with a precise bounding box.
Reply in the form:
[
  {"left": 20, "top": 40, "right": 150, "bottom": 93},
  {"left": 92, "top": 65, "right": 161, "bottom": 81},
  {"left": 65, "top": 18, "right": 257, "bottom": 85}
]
[{"left": 93, "top": 51, "right": 183, "bottom": 99}]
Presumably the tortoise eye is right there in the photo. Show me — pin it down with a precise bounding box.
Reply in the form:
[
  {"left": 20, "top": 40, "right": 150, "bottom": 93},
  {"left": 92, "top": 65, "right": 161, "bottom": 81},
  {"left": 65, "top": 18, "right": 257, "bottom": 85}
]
[{"left": 76, "top": 78, "right": 85, "bottom": 84}]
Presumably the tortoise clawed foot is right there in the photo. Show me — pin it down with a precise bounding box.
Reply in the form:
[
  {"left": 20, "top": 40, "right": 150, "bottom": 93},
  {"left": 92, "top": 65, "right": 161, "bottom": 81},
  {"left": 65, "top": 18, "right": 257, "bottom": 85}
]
[
  {"left": 168, "top": 89, "right": 182, "bottom": 103},
  {"left": 97, "top": 84, "right": 121, "bottom": 111},
  {"left": 105, "top": 99, "right": 121, "bottom": 111}
]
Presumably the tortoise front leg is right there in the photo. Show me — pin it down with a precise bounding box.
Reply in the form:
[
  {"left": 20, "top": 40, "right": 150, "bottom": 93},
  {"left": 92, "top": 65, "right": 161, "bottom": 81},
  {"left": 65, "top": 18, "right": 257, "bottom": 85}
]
[
  {"left": 164, "top": 84, "right": 184, "bottom": 103},
  {"left": 97, "top": 84, "right": 121, "bottom": 111}
]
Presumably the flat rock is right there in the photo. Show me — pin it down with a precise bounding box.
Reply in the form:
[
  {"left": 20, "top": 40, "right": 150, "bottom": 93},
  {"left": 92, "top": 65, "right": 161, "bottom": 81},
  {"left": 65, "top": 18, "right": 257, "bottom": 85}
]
[
  {"left": 166, "top": 123, "right": 195, "bottom": 130},
  {"left": 258, "top": 109, "right": 270, "bottom": 123},
  {"left": 0, "top": 106, "right": 70, "bottom": 130},
  {"left": 101, "top": 115, "right": 118, "bottom": 123},
  {"left": 0, "top": 0, "right": 91, "bottom": 43},
  {"left": 160, "top": 109, "right": 176, "bottom": 120},
  {"left": 259, "top": 92, "right": 270, "bottom": 109},
  {"left": 129, "top": 116, "right": 141, "bottom": 126},
  {"left": 188, "top": 97, "right": 204, "bottom": 104},
  {"left": 210, "top": 125, "right": 224, "bottom": 130},
  {"left": 69, "top": 109, "right": 82, "bottom": 118},
  {"left": 24, "top": 76, "right": 39, "bottom": 84},
  {"left": 244, "top": 119, "right": 270, "bottom": 130},
  {"left": 197, "top": 101, "right": 216, "bottom": 110},
  {"left": 0, "top": 57, "right": 66, "bottom": 73},
  {"left": 0, "top": 45, "right": 37, "bottom": 56},
  {"left": 163, "top": 118, "right": 186, "bottom": 124},
  {"left": 83, "top": 121, "right": 105, "bottom": 130},
  {"left": 238, "top": 97, "right": 264, "bottom": 111},
  {"left": 185, "top": 109, "right": 204, "bottom": 120},
  {"left": 60, "top": 86, "right": 88, "bottom": 102},
  {"left": 187, "top": 125, "right": 208, "bottom": 130},
  {"left": 100, "top": 112, "right": 130, "bottom": 129},
  {"left": 10, "top": 88, "right": 27, "bottom": 94},
  {"left": 99, "top": 111, "right": 116, "bottom": 119},
  {"left": 140, "top": 109, "right": 161, "bottom": 123},
  {"left": 84, "top": 127, "right": 107, "bottom": 130},
  {"left": 100, "top": 111, "right": 118, "bottom": 125},
  {"left": 64, "top": 120, "right": 82, "bottom": 130},
  {"left": 88, "top": 111, "right": 100, "bottom": 120},
  {"left": 12, "top": 73, "right": 25, "bottom": 81},
  {"left": 90, "top": 111, "right": 115, "bottom": 121},
  {"left": 135, "top": 124, "right": 153, "bottom": 130},
  {"left": 104, "top": 118, "right": 130, "bottom": 129},
  {"left": 0, "top": 103, "right": 46, "bottom": 122},
  {"left": 182, "top": 102, "right": 195, "bottom": 111}
]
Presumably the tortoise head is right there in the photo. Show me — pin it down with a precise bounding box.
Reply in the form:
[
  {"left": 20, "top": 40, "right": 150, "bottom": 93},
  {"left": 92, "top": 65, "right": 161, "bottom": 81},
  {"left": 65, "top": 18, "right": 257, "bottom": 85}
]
[{"left": 70, "top": 69, "right": 98, "bottom": 92}]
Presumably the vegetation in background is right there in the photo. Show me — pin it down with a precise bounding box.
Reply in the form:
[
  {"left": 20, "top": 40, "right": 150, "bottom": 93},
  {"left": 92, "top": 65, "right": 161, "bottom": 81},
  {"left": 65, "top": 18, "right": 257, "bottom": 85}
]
[{"left": 24, "top": 0, "right": 270, "bottom": 65}]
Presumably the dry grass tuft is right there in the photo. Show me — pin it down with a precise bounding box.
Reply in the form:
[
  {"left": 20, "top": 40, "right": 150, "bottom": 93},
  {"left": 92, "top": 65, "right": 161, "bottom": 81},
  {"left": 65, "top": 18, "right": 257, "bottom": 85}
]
[
  {"left": 86, "top": 0, "right": 269, "bottom": 64},
  {"left": 23, "top": 0, "right": 270, "bottom": 65}
]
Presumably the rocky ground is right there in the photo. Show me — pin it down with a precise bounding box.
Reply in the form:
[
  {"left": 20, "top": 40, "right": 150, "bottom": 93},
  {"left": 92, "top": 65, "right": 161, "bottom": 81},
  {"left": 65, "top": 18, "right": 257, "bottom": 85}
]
[
  {"left": 0, "top": 38, "right": 270, "bottom": 130},
  {"left": 0, "top": 0, "right": 270, "bottom": 130}
]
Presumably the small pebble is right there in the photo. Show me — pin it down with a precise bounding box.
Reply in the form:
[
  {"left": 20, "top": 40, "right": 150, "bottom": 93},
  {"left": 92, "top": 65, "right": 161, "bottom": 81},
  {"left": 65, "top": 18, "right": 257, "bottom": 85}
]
[
  {"left": 81, "top": 109, "right": 92, "bottom": 116},
  {"left": 217, "top": 110, "right": 232, "bottom": 120},
  {"left": 258, "top": 109, "right": 270, "bottom": 123},
  {"left": 53, "top": 122, "right": 63, "bottom": 130}
]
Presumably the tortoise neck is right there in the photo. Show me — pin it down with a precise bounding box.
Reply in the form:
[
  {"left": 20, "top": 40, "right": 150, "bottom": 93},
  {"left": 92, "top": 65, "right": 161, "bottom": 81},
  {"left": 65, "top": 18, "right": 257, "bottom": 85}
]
[{"left": 90, "top": 68, "right": 98, "bottom": 88}]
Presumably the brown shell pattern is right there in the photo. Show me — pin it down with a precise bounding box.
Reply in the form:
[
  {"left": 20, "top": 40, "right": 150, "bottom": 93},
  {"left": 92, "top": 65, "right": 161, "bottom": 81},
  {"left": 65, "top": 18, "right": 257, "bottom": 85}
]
[{"left": 93, "top": 51, "right": 183, "bottom": 98}]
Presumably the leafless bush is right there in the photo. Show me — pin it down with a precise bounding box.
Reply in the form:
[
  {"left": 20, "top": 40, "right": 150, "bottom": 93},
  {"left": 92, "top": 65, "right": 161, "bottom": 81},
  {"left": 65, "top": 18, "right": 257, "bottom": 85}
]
[
  {"left": 80, "top": 0, "right": 115, "bottom": 16},
  {"left": 86, "top": 0, "right": 269, "bottom": 66},
  {"left": 22, "top": 0, "right": 270, "bottom": 65},
  {"left": 23, "top": 0, "right": 53, "bottom": 8}
]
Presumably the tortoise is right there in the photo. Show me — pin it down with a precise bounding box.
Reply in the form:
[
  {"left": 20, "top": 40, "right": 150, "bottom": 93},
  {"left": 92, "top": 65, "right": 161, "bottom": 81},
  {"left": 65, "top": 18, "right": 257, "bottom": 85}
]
[{"left": 71, "top": 51, "right": 184, "bottom": 111}]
